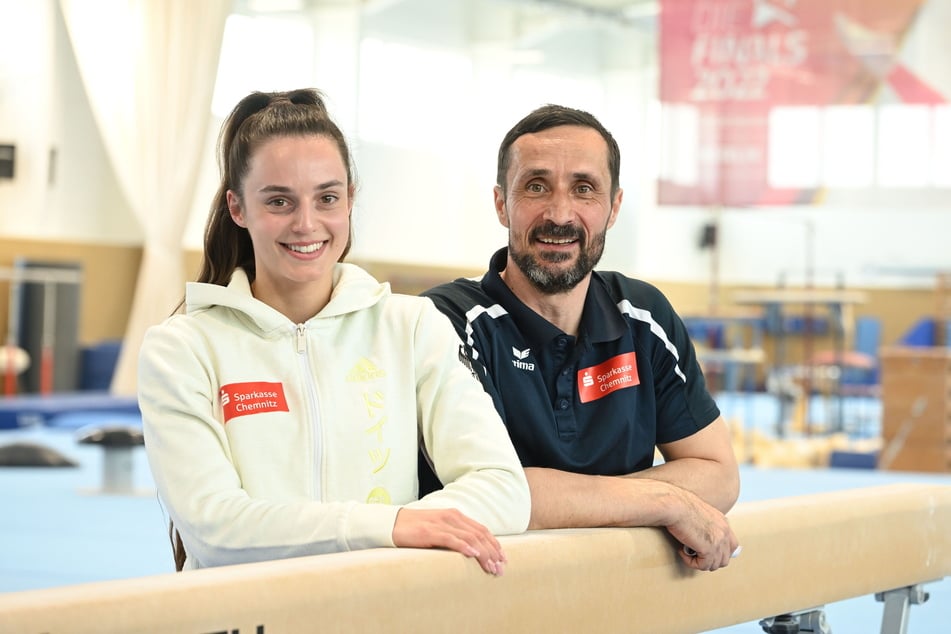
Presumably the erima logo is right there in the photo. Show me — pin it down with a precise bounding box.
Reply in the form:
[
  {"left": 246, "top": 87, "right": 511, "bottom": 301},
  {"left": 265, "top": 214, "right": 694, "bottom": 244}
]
[{"left": 511, "top": 347, "right": 535, "bottom": 371}]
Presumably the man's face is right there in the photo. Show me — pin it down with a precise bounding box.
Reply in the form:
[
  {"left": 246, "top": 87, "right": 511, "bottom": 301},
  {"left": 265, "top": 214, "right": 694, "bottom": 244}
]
[{"left": 495, "top": 125, "right": 622, "bottom": 294}]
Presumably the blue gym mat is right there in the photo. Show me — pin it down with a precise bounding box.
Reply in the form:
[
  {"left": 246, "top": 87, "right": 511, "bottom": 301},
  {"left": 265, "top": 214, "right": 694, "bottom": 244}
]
[{"left": 0, "top": 391, "right": 140, "bottom": 430}]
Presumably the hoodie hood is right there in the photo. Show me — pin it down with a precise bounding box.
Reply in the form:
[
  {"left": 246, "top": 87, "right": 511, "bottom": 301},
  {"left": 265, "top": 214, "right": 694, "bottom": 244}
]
[{"left": 184, "top": 264, "right": 390, "bottom": 335}]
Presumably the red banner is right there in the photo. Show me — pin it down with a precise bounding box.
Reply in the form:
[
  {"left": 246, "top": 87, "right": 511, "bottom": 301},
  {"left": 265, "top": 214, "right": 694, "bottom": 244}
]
[{"left": 658, "top": 0, "right": 935, "bottom": 206}]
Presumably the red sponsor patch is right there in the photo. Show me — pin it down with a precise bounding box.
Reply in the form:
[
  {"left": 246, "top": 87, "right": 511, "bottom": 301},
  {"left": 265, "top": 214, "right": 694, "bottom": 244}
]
[
  {"left": 219, "top": 381, "right": 289, "bottom": 423},
  {"left": 577, "top": 352, "right": 639, "bottom": 404}
]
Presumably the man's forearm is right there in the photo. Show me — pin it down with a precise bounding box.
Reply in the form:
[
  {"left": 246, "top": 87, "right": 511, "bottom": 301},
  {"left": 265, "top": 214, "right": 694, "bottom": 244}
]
[
  {"left": 632, "top": 417, "right": 741, "bottom": 514},
  {"left": 627, "top": 457, "right": 740, "bottom": 514},
  {"left": 524, "top": 465, "right": 740, "bottom": 571},
  {"left": 524, "top": 467, "right": 681, "bottom": 530}
]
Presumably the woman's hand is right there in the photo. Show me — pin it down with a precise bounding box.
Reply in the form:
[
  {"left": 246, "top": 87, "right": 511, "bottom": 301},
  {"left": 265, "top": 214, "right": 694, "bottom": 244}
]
[{"left": 392, "top": 508, "right": 506, "bottom": 576}]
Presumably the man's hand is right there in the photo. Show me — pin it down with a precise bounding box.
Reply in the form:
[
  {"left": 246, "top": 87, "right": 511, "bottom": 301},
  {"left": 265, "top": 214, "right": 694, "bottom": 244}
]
[
  {"left": 662, "top": 486, "right": 739, "bottom": 572},
  {"left": 392, "top": 508, "right": 507, "bottom": 576}
]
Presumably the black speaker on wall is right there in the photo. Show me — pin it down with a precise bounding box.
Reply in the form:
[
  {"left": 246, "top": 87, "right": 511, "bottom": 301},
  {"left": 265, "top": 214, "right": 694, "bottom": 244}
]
[{"left": 0, "top": 144, "right": 14, "bottom": 179}]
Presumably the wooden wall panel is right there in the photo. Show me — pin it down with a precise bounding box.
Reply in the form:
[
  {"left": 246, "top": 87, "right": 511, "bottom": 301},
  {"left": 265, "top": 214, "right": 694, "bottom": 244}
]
[{"left": 0, "top": 238, "right": 943, "bottom": 361}]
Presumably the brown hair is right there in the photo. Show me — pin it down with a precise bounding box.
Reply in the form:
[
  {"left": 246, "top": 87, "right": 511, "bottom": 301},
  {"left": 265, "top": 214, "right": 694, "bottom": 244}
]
[{"left": 171, "top": 523, "right": 186, "bottom": 572}]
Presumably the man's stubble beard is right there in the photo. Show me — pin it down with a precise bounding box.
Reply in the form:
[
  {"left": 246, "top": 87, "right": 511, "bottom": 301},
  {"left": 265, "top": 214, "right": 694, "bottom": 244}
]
[{"left": 509, "top": 220, "right": 607, "bottom": 295}]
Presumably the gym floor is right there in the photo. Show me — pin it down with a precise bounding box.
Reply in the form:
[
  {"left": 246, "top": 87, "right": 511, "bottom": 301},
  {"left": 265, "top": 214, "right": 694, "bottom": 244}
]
[{"left": 1, "top": 393, "right": 949, "bottom": 633}]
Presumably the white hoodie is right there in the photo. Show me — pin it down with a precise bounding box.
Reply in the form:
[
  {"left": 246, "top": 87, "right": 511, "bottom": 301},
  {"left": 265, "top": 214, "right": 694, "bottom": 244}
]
[{"left": 138, "top": 265, "right": 529, "bottom": 570}]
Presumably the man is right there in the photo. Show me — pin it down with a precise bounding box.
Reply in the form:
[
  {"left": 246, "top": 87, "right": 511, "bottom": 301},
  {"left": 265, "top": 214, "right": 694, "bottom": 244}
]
[{"left": 421, "top": 104, "right": 740, "bottom": 572}]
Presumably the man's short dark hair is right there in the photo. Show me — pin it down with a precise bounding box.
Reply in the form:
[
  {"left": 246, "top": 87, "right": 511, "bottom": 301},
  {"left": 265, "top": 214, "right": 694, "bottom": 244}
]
[{"left": 496, "top": 104, "right": 621, "bottom": 197}]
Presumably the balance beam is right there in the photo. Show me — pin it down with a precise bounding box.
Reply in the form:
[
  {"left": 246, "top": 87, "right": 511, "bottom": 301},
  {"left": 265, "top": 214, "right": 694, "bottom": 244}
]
[{"left": 1, "top": 483, "right": 949, "bottom": 634}]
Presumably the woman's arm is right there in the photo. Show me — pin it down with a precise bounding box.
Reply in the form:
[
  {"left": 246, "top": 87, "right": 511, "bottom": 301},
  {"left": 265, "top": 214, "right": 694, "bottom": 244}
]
[{"left": 407, "top": 304, "right": 531, "bottom": 534}]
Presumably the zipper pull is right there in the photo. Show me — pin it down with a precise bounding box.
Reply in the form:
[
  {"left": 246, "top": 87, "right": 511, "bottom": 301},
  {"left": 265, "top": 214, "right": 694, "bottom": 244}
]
[{"left": 296, "top": 323, "right": 306, "bottom": 353}]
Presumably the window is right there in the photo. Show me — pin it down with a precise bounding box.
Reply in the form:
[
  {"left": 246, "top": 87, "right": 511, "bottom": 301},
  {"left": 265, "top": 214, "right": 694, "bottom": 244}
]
[{"left": 211, "top": 14, "right": 314, "bottom": 119}]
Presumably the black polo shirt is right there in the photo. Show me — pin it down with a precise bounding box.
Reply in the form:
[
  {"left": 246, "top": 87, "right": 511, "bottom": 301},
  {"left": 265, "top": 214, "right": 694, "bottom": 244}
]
[{"left": 421, "top": 248, "right": 719, "bottom": 482}]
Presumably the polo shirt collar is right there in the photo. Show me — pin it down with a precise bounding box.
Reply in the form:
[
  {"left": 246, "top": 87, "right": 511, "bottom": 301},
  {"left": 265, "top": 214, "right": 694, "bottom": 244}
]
[
  {"left": 584, "top": 272, "right": 628, "bottom": 343},
  {"left": 481, "top": 247, "right": 627, "bottom": 348}
]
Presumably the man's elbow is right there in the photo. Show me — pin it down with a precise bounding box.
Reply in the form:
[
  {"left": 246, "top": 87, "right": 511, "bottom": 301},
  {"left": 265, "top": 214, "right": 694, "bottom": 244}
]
[{"left": 719, "top": 461, "right": 741, "bottom": 513}]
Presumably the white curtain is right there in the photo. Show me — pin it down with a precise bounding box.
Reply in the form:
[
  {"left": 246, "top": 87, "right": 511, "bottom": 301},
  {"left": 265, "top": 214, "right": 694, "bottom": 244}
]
[{"left": 58, "top": 0, "right": 230, "bottom": 394}]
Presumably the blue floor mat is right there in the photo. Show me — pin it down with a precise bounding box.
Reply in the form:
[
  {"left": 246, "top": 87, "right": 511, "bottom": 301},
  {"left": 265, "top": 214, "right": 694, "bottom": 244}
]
[{"left": 0, "top": 392, "right": 140, "bottom": 429}]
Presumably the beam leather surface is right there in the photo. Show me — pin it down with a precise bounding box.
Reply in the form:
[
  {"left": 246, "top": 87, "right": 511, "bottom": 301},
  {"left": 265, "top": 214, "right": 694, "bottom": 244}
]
[{"left": 1, "top": 483, "right": 950, "bottom": 634}]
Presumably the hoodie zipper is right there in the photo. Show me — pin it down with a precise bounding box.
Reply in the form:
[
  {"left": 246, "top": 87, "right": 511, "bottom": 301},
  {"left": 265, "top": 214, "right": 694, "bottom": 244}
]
[{"left": 296, "top": 323, "right": 322, "bottom": 500}]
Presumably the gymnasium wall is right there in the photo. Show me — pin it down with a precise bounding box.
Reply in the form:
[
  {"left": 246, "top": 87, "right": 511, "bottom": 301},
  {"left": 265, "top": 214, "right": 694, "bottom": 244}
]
[{"left": 0, "top": 237, "right": 940, "bottom": 360}]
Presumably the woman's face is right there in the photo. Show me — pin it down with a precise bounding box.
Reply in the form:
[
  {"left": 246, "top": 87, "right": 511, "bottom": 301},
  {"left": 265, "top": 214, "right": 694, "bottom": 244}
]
[{"left": 227, "top": 134, "right": 352, "bottom": 316}]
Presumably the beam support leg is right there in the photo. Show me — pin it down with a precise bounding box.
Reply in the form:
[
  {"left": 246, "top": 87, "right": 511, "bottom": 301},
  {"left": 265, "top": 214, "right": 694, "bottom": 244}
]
[
  {"left": 876, "top": 584, "right": 930, "bottom": 634},
  {"left": 759, "top": 607, "right": 831, "bottom": 633}
]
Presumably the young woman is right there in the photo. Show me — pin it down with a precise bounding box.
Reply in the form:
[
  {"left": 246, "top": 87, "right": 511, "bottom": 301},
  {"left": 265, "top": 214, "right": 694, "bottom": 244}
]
[{"left": 138, "top": 89, "right": 530, "bottom": 576}]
